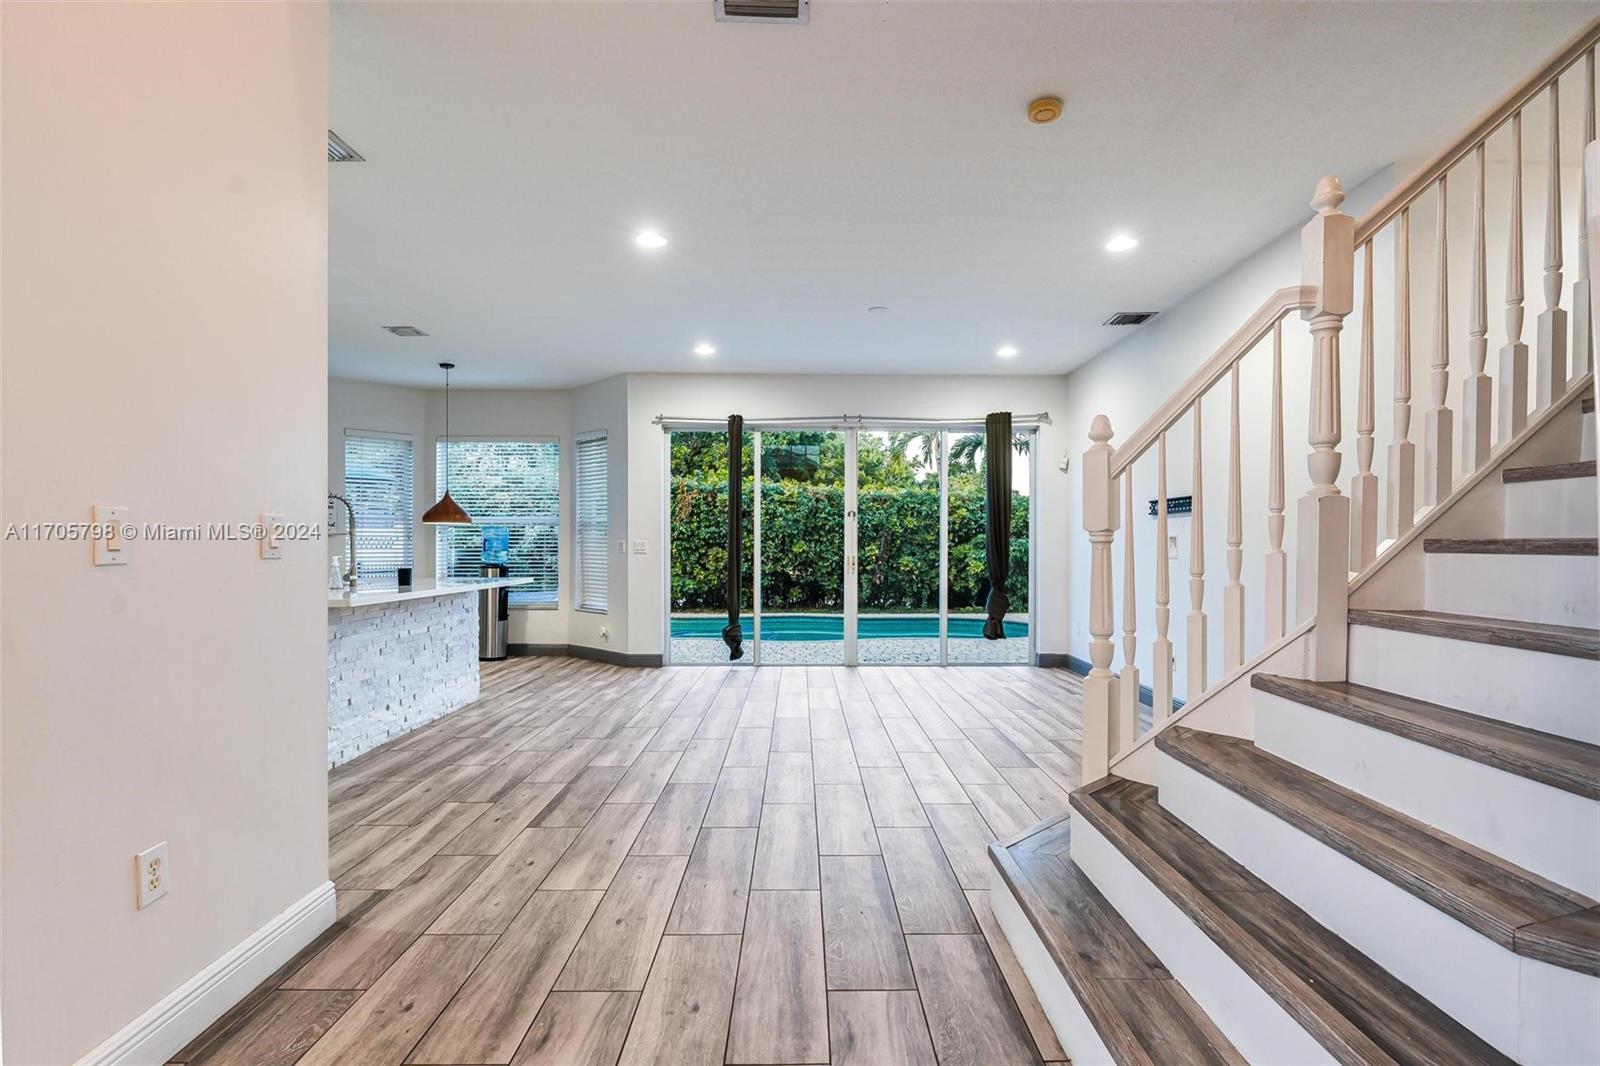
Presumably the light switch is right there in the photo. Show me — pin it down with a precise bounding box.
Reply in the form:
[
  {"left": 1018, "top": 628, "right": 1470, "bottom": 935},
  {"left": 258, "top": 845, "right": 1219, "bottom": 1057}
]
[
  {"left": 632, "top": 539, "right": 647, "bottom": 555},
  {"left": 93, "top": 505, "right": 129, "bottom": 567},
  {"left": 259, "top": 513, "right": 283, "bottom": 560}
]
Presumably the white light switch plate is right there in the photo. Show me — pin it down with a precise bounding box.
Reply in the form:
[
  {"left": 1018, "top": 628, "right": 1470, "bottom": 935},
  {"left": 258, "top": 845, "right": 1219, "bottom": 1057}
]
[
  {"left": 93, "top": 505, "right": 129, "bottom": 567},
  {"left": 616, "top": 540, "right": 626, "bottom": 555},
  {"left": 632, "top": 540, "right": 647, "bottom": 554},
  {"left": 135, "top": 842, "right": 169, "bottom": 909},
  {"left": 259, "top": 513, "right": 283, "bottom": 560}
]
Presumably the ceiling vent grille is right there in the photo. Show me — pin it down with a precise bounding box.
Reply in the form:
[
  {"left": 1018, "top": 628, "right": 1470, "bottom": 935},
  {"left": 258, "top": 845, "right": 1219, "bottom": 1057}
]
[
  {"left": 328, "top": 130, "right": 365, "bottom": 163},
  {"left": 1103, "top": 311, "right": 1158, "bottom": 327},
  {"left": 382, "top": 325, "right": 429, "bottom": 337},
  {"left": 715, "top": 0, "right": 808, "bottom": 24}
]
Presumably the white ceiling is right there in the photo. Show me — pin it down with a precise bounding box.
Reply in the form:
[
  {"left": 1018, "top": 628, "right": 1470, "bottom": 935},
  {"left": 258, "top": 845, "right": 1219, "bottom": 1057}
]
[{"left": 330, "top": 1, "right": 1593, "bottom": 389}]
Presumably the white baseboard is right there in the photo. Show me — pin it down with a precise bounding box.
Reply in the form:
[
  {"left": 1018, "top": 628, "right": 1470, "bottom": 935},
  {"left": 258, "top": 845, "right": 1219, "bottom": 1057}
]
[{"left": 77, "top": 880, "right": 336, "bottom": 1066}]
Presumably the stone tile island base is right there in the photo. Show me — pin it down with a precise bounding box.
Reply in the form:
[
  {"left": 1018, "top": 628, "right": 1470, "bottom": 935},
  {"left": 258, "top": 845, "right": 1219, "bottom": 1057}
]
[{"left": 326, "top": 592, "right": 479, "bottom": 767}]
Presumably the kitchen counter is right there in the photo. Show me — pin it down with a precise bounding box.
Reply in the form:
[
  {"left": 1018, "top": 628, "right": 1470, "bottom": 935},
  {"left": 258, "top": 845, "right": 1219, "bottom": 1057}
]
[
  {"left": 326, "top": 574, "right": 532, "bottom": 766},
  {"left": 327, "top": 574, "right": 538, "bottom": 610}
]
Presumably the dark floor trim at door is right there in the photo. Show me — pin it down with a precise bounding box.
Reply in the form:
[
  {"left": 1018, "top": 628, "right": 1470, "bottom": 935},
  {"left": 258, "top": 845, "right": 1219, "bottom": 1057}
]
[{"left": 508, "top": 643, "right": 665, "bottom": 668}]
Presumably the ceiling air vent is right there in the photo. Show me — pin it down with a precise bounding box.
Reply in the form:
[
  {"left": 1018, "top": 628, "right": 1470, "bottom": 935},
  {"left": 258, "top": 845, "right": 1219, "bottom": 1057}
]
[
  {"left": 382, "top": 325, "right": 429, "bottom": 337},
  {"left": 1103, "top": 311, "right": 1158, "bottom": 327},
  {"left": 715, "top": 0, "right": 808, "bottom": 24},
  {"left": 328, "top": 130, "right": 365, "bottom": 163}
]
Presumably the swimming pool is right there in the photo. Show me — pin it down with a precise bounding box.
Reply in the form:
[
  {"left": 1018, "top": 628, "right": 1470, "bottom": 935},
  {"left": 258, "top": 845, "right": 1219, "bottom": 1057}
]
[{"left": 669, "top": 614, "right": 1027, "bottom": 641}]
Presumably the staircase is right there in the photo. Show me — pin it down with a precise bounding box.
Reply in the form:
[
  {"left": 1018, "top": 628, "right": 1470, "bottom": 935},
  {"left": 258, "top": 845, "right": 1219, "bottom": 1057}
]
[{"left": 992, "top": 21, "right": 1600, "bottom": 1066}]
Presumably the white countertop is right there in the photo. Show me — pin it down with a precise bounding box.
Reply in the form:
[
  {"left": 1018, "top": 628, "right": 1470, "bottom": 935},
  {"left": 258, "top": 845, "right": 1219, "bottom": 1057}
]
[{"left": 328, "top": 575, "right": 540, "bottom": 610}]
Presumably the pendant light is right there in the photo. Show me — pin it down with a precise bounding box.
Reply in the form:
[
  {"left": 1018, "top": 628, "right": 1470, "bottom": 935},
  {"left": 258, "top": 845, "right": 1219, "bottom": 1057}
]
[{"left": 423, "top": 361, "right": 472, "bottom": 524}]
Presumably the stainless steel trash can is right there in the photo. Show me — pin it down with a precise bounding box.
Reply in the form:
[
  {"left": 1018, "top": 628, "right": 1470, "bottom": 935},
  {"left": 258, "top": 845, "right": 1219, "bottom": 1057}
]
[{"left": 479, "top": 563, "right": 508, "bottom": 661}]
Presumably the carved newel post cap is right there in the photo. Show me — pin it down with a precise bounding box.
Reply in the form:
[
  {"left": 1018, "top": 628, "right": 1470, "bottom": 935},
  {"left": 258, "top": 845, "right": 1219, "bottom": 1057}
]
[
  {"left": 1089, "top": 414, "right": 1114, "bottom": 443},
  {"left": 1311, "top": 176, "right": 1345, "bottom": 214}
]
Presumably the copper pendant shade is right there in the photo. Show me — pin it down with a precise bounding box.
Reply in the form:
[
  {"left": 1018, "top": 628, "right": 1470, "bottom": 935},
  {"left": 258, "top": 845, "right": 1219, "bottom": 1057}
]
[{"left": 423, "top": 362, "right": 473, "bottom": 525}]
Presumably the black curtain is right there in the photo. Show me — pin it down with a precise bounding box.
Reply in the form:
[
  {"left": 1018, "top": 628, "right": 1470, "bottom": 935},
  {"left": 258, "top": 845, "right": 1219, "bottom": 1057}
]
[
  {"left": 722, "top": 415, "right": 746, "bottom": 660},
  {"left": 983, "top": 411, "right": 1013, "bottom": 640}
]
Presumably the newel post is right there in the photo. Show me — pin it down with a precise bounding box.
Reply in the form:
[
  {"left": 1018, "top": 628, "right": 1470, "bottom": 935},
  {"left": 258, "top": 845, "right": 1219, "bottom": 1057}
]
[
  {"left": 1082, "top": 415, "right": 1120, "bottom": 784},
  {"left": 1298, "top": 177, "right": 1354, "bottom": 681}
]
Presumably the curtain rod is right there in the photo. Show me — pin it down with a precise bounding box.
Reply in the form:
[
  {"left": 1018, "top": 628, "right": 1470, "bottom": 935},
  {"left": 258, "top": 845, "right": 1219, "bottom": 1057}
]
[{"left": 652, "top": 412, "right": 1052, "bottom": 429}]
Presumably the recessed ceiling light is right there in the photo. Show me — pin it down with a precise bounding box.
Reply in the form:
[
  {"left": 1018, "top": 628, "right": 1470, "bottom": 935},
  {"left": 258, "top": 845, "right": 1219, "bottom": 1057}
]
[
  {"left": 1105, "top": 233, "right": 1139, "bottom": 253},
  {"left": 635, "top": 229, "right": 669, "bottom": 250},
  {"left": 867, "top": 305, "right": 889, "bottom": 314},
  {"left": 996, "top": 345, "right": 1019, "bottom": 358},
  {"left": 693, "top": 342, "right": 717, "bottom": 357}
]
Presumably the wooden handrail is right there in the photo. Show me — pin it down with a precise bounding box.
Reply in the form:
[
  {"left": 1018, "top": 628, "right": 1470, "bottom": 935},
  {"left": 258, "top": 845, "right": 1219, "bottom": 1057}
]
[
  {"left": 1355, "top": 16, "right": 1600, "bottom": 244},
  {"left": 1109, "top": 285, "right": 1316, "bottom": 475}
]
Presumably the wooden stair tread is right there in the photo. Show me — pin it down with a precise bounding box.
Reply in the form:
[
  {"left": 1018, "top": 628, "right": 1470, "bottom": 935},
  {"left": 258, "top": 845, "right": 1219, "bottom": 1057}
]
[
  {"left": 1502, "top": 459, "right": 1597, "bottom": 482},
  {"left": 1252, "top": 674, "right": 1600, "bottom": 799},
  {"left": 990, "top": 820, "right": 1245, "bottom": 1065},
  {"left": 1422, "top": 536, "right": 1597, "bottom": 555},
  {"left": 1156, "top": 727, "right": 1600, "bottom": 976},
  {"left": 1072, "top": 780, "right": 1511, "bottom": 1066},
  {"left": 1346, "top": 608, "right": 1600, "bottom": 660}
]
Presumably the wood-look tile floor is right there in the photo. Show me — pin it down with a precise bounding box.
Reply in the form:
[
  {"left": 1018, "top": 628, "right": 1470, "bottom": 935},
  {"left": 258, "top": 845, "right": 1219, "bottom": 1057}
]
[{"left": 174, "top": 658, "right": 1084, "bottom": 1066}]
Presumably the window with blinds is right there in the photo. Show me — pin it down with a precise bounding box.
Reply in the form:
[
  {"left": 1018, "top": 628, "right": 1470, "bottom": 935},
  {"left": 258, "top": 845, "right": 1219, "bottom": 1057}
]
[
  {"left": 575, "top": 434, "right": 608, "bottom": 612},
  {"left": 435, "top": 439, "right": 559, "bottom": 606},
  {"left": 343, "top": 433, "right": 414, "bottom": 584}
]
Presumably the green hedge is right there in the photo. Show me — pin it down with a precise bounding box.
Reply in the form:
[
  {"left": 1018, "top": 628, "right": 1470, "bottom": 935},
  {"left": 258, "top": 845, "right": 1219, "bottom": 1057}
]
[{"left": 670, "top": 479, "right": 1028, "bottom": 613}]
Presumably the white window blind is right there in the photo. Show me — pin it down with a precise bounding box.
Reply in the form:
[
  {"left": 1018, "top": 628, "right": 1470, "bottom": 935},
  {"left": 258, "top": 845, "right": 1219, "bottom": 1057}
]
[
  {"left": 343, "top": 433, "right": 414, "bottom": 584},
  {"left": 575, "top": 434, "right": 609, "bottom": 612},
  {"left": 435, "top": 439, "right": 559, "bottom": 606}
]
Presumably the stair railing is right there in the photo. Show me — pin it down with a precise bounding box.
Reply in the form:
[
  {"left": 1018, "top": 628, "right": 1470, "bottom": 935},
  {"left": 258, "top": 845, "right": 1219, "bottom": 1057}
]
[{"left": 1081, "top": 18, "right": 1600, "bottom": 783}]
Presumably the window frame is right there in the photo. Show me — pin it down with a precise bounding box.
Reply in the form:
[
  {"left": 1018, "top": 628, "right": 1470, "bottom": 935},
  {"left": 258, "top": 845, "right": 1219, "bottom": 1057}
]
[
  {"left": 574, "top": 430, "right": 609, "bottom": 614},
  {"left": 433, "top": 434, "right": 562, "bottom": 610}
]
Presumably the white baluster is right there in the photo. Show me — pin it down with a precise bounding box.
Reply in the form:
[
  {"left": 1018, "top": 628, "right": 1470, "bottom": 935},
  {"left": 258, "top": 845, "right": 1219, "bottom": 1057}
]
[
  {"left": 1352, "top": 241, "right": 1379, "bottom": 570},
  {"left": 1117, "top": 476, "right": 1140, "bottom": 753},
  {"left": 1464, "top": 144, "right": 1492, "bottom": 471},
  {"left": 1081, "top": 415, "right": 1119, "bottom": 784},
  {"left": 1299, "top": 177, "right": 1354, "bottom": 682},
  {"left": 1425, "top": 175, "right": 1454, "bottom": 505},
  {"left": 1224, "top": 362, "right": 1245, "bottom": 668},
  {"left": 1152, "top": 433, "right": 1174, "bottom": 721},
  {"left": 1265, "top": 321, "right": 1288, "bottom": 640},
  {"left": 1538, "top": 82, "right": 1569, "bottom": 408},
  {"left": 1500, "top": 111, "right": 1530, "bottom": 443},
  {"left": 1188, "top": 400, "right": 1208, "bottom": 697},
  {"left": 1574, "top": 49, "right": 1595, "bottom": 378},
  {"left": 1388, "top": 207, "right": 1417, "bottom": 539}
]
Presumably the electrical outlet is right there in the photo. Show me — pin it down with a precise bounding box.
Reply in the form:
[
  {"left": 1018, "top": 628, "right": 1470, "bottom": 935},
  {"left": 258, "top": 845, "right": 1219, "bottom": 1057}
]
[
  {"left": 135, "top": 842, "right": 169, "bottom": 909},
  {"left": 599, "top": 625, "right": 610, "bottom": 642}
]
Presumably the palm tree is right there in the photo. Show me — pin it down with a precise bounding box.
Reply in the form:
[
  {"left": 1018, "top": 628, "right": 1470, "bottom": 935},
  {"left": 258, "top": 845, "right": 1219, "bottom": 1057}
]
[
  {"left": 948, "top": 432, "right": 1031, "bottom": 473},
  {"left": 889, "top": 431, "right": 938, "bottom": 472}
]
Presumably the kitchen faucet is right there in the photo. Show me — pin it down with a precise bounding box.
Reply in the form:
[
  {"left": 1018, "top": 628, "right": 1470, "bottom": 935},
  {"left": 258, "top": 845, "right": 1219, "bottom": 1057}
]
[{"left": 328, "top": 493, "right": 357, "bottom": 589}]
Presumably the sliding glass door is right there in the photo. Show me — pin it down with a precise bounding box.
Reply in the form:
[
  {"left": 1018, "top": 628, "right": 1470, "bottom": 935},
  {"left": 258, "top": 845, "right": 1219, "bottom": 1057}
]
[{"left": 667, "top": 424, "right": 1032, "bottom": 666}]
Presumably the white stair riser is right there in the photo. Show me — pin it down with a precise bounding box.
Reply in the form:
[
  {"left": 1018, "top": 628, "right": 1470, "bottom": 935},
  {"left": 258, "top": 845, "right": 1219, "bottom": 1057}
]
[
  {"left": 1157, "top": 749, "right": 1600, "bottom": 1062},
  {"left": 1505, "top": 477, "right": 1599, "bottom": 538},
  {"left": 1424, "top": 551, "right": 1598, "bottom": 628},
  {"left": 1069, "top": 812, "right": 1337, "bottom": 1066},
  {"left": 1348, "top": 625, "right": 1600, "bottom": 743},
  {"left": 1254, "top": 691, "right": 1600, "bottom": 898},
  {"left": 989, "top": 868, "right": 1115, "bottom": 1066}
]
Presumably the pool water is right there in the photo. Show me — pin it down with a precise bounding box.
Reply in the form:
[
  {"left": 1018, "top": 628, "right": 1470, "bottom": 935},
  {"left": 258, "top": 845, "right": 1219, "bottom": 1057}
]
[{"left": 670, "top": 614, "right": 1027, "bottom": 641}]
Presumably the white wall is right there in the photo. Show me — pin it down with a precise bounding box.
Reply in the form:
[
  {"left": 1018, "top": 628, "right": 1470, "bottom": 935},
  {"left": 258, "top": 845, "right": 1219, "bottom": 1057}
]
[
  {"left": 624, "top": 373, "right": 1075, "bottom": 658},
  {"left": 1, "top": 4, "right": 329, "bottom": 1061},
  {"left": 570, "top": 375, "right": 630, "bottom": 654}
]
